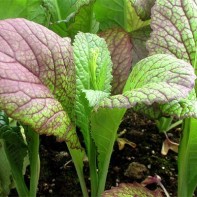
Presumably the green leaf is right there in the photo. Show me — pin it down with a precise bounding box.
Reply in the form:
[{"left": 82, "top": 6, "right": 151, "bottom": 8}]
[
  {"left": 74, "top": 32, "right": 113, "bottom": 196},
  {"left": 94, "top": 0, "right": 149, "bottom": 32},
  {"left": 48, "top": 0, "right": 93, "bottom": 37},
  {"left": 0, "top": 0, "right": 49, "bottom": 25},
  {"left": 48, "top": 0, "right": 90, "bottom": 22},
  {"left": 0, "top": 140, "right": 13, "bottom": 196},
  {"left": 82, "top": 90, "right": 109, "bottom": 107},
  {"left": 0, "top": 19, "right": 78, "bottom": 146},
  {"left": 91, "top": 108, "right": 125, "bottom": 197},
  {"left": 98, "top": 54, "right": 196, "bottom": 109},
  {"left": 73, "top": 32, "right": 112, "bottom": 142},
  {"left": 99, "top": 26, "right": 150, "bottom": 94},
  {"left": 178, "top": 118, "right": 197, "bottom": 196},
  {"left": 130, "top": 0, "right": 156, "bottom": 21},
  {"left": 147, "top": 0, "right": 197, "bottom": 70},
  {"left": 67, "top": 1, "right": 99, "bottom": 39},
  {"left": 0, "top": 114, "right": 29, "bottom": 196},
  {"left": 102, "top": 183, "right": 163, "bottom": 197}
]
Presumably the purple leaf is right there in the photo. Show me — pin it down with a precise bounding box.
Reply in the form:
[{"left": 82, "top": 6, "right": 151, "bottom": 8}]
[
  {"left": 0, "top": 18, "right": 77, "bottom": 146},
  {"left": 99, "top": 28, "right": 132, "bottom": 94}
]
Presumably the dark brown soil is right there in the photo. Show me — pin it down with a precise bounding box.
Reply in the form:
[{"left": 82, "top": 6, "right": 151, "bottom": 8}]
[{"left": 10, "top": 111, "right": 180, "bottom": 197}]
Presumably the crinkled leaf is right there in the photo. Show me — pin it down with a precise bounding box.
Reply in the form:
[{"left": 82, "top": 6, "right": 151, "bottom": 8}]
[
  {"left": 99, "top": 26, "right": 150, "bottom": 94},
  {"left": 98, "top": 54, "right": 195, "bottom": 109},
  {"left": 0, "top": 18, "right": 78, "bottom": 146},
  {"left": 158, "top": 90, "right": 197, "bottom": 119},
  {"left": 134, "top": 0, "right": 197, "bottom": 119},
  {"left": 102, "top": 183, "right": 163, "bottom": 197},
  {"left": 130, "top": 0, "right": 156, "bottom": 21},
  {"left": 94, "top": 0, "right": 149, "bottom": 32},
  {"left": 0, "top": 0, "right": 49, "bottom": 25},
  {"left": 74, "top": 32, "right": 112, "bottom": 143},
  {"left": 132, "top": 90, "right": 197, "bottom": 119},
  {"left": 147, "top": 0, "right": 197, "bottom": 69}
]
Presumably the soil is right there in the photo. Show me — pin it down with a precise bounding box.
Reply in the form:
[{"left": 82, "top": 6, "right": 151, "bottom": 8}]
[{"left": 10, "top": 111, "right": 182, "bottom": 197}]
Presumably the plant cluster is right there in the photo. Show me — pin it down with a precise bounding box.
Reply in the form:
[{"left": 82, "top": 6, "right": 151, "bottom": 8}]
[{"left": 0, "top": 0, "right": 197, "bottom": 196}]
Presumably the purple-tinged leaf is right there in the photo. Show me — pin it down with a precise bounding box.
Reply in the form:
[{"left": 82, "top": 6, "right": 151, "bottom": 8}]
[
  {"left": 130, "top": 25, "right": 150, "bottom": 66},
  {"left": 99, "top": 28, "right": 132, "bottom": 94},
  {"left": 0, "top": 18, "right": 77, "bottom": 146},
  {"left": 98, "top": 54, "right": 196, "bottom": 109},
  {"left": 147, "top": 0, "right": 197, "bottom": 68},
  {"left": 130, "top": 0, "right": 156, "bottom": 21},
  {"left": 102, "top": 183, "right": 163, "bottom": 197},
  {"left": 143, "top": 0, "right": 197, "bottom": 119},
  {"left": 99, "top": 26, "right": 150, "bottom": 94},
  {"left": 132, "top": 90, "right": 197, "bottom": 119},
  {"left": 141, "top": 175, "right": 162, "bottom": 187}
]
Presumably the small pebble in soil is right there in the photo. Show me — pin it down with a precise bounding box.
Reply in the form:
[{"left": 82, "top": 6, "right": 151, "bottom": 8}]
[
  {"left": 113, "top": 166, "right": 120, "bottom": 173},
  {"left": 124, "top": 162, "right": 149, "bottom": 179},
  {"left": 126, "top": 156, "right": 131, "bottom": 161},
  {"left": 167, "top": 133, "right": 173, "bottom": 137},
  {"left": 147, "top": 164, "right": 151, "bottom": 169},
  {"left": 116, "top": 178, "right": 120, "bottom": 187}
]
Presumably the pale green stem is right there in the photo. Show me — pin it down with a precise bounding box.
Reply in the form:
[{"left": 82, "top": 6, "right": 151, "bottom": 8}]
[
  {"left": 68, "top": 146, "right": 89, "bottom": 197},
  {"left": 156, "top": 117, "right": 173, "bottom": 133},
  {"left": 96, "top": 136, "right": 116, "bottom": 197},
  {"left": 27, "top": 128, "right": 40, "bottom": 197},
  {"left": 12, "top": 171, "right": 29, "bottom": 197},
  {"left": 178, "top": 118, "right": 190, "bottom": 197},
  {"left": 88, "top": 139, "right": 98, "bottom": 197}
]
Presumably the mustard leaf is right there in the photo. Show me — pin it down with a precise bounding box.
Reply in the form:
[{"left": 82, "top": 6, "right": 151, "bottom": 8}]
[{"left": 0, "top": 18, "right": 78, "bottom": 147}]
